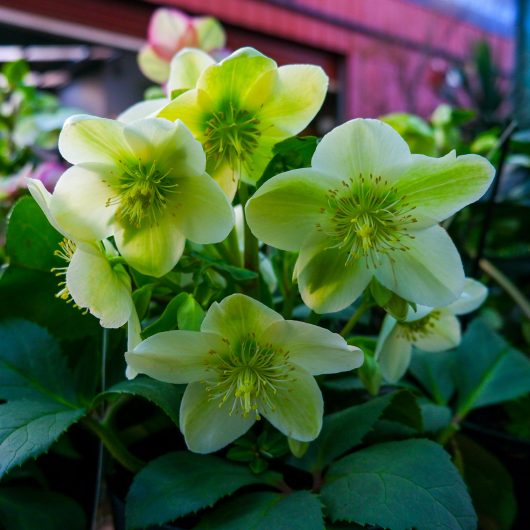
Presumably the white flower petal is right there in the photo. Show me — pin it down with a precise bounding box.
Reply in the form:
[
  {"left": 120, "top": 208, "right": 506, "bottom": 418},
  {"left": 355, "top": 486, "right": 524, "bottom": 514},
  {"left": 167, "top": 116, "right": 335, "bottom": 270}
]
[
  {"left": 118, "top": 98, "right": 168, "bottom": 124},
  {"left": 180, "top": 382, "right": 255, "bottom": 453},
  {"left": 376, "top": 322, "right": 412, "bottom": 383},
  {"left": 125, "top": 330, "right": 225, "bottom": 384},
  {"left": 413, "top": 310, "right": 461, "bottom": 352},
  {"left": 263, "top": 320, "right": 363, "bottom": 375},
  {"left": 167, "top": 48, "right": 216, "bottom": 95},
  {"left": 447, "top": 278, "right": 488, "bottom": 315}
]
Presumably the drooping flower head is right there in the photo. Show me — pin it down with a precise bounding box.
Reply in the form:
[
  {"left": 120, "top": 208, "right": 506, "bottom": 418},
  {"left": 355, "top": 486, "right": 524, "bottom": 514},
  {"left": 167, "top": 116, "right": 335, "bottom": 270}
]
[
  {"left": 126, "top": 294, "right": 363, "bottom": 453},
  {"left": 50, "top": 115, "right": 234, "bottom": 277},
  {"left": 138, "top": 8, "right": 226, "bottom": 83},
  {"left": 157, "top": 47, "right": 329, "bottom": 198},
  {"left": 26, "top": 178, "right": 134, "bottom": 329},
  {"left": 246, "top": 119, "right": 495, "bottom": 313},
  {"left": 375, "top": 278, "right": 488, "bottom": 382}
]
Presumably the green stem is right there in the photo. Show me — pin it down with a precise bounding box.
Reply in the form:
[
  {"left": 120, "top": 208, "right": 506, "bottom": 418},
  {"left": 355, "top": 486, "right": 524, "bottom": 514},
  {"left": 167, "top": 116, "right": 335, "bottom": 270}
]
[
  {"left": 82, "top": 417, "right": 144, "bottom": 473},
  {"left": 218, "top": 225, "right": 244, "bottom": 267},
  {"left": 480, "top": 258, "right": 530, "bottom": 320},
  {"left": 238, "top": 183, "right": 260, "bottom": 296},
  {"left": 340, "top": 301, "right": 371, "bottom": 337}
]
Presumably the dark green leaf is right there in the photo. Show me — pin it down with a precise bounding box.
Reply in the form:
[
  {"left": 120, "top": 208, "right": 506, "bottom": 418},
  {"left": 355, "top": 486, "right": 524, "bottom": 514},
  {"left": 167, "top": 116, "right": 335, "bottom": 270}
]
[
  {"left": 132, "top": 284, "right": 154, "bottom": 320},
  {"left": 457, "top": 435, "right": 516, "bottom": 530},
  {"left": 126, "top": 452, "right": 266, "bottom": 529},
  {"left": 97, "top": 376, "right": 183, "bottom": 427},
  {"left": 410, "top": 348, "right": 455, "bottom": 405},
  {"left": 196, "top": 491, "right": 324, "bottom": 530},
  {"left": 6, "top": 196, "right": 62, "bottom": 272},
  {"left": 141, "top": 292, "right": 188, "bottom": 338},
  {"left": 322, "top": 439, "right": 476, "bottom": 530},
  {"left": 177, "top": 293, "right": 205, "bottom": 331},
  {"left": 0, "top": 399, "right": 85, "bottom": 477},
  {"left": 297, "top": 391, "right": 418, "bottom": 472},
  {"left": 421, "top": 403, "right": 452, "bottom": 434},
  {"left": 0, "top": 319, "right": 79, "bottom": 405},
  {"left": 0, "top": 487, "right": 86, "bottom": 530},
  {"left": 454, "top": 319, "right": 530, "bottom": 415}
]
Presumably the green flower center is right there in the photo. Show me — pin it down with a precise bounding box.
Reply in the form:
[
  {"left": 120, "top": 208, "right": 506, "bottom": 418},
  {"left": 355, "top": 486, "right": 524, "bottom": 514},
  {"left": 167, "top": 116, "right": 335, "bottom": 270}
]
[
  {"left": 319, "top": 174, "right": 417, "bottom": 268},
  {"left": 203, "top": 105, "right": 261, "bottom": 170},
  {"left": 110, "top": 161, "right": 178, "bottom": 227},
  {"left": 204, "top": 334, "right": 292, "bottom": 419},
  {"left": 399, "top": 310, "right": 441, "bottom": 341}
]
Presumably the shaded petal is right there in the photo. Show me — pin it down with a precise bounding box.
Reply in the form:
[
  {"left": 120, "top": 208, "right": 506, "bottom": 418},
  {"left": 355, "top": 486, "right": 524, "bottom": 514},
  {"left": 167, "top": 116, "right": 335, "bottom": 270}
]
[
  {"left": 207, "top": 161, "right": 239, "bottom": 200},
  {"left": 193, "top": 17, "right": 226, "bottom": 51},
  {"left": 197, "top": 47, "right": 277, "bottom": 106},
  {"left": 263, "top": 320, "right": 363, "bottom": 374},
  {"left": 311, "top": 118, "right": 412, "bottom": 180},
  {"left": 171, "top": 174, "right": 234, "bottom": 243},
  {"left": 125, "top": 330, "right": 225, "bottom": 384},
  {"left": 376, "top": 321, "right": 412, "bottom": 383},
  {"left": 26, "top": 177, "right": 66, "bottom": 236},
  {"left": 261, "top": 365, "right": 322, "bottom": 442},
  {"left": 148, "top": 8, "right": 194, "bottom": 58},
  {"left": 157, "top": 89, "right": 207, "bottom": 133},
  {"left": 375, "top": 225, "right": 464, "bottom": 307},
  {"left": 117, "top": 98, "right": 168, "bottom": 124},
  {"left": 180, "top": 382, "right": 255, "bottom": 453},
  {"left": 138, "top": 45, "right": 170, "bottom": 83},
  {"left": 413, "top": 310, "right": 461, "bottom": 352},
  {"left": 245, "top": 168, "right": 337, "bottom": 251},
  {"left": 58, "top": 114, "right": 131, "bottom": 165},
  {"left": 296, "top": 233, "right": 372, "bottom": 313},
  {"left": 201, "top": 293, "right": 283, "bottom": 343},
  {"left": 67, "top": 243, "right": 132, "bottom": 328},
  {"left": 50, "top": 164, "right": 118, "bottom": 241},
  {"left": 114, "top": 214, "right": 186, "bottom": 277},
  {"left": 447, "top": 278, "right": 488, "bottom": 315},
  {"left": 123, "top": 118, "right": 206, "bottom": 176},
  {"left": 404, "top": 304, "right": 433, "bottom": 322},
  {"left": 395, "top": 151, "right": 495, "bottom": 226},
  {"left": 258, "top": 65, "right": 328, "bottom": 136},
  {"left": 167, "top": 48, "right": 216, "bottom": 95}
]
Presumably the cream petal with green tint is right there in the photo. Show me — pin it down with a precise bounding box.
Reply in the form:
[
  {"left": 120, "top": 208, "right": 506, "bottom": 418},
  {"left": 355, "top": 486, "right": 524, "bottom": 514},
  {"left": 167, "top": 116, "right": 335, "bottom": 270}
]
[
  {"left": 263, "top": 320, "right": 363, "bottom": 375},
  {"left": 157, "top": 89, "right": 207, "bottom": 132},
  {"left": 375, "top": 225, "right": 464, "bottom": 307},
  {"left": 114, "top": 213, "right": 186, "bottom": 277},
  {"left": 123, "top": 118, "right": 206, "bottom": 176},
  {"left": 447, "top": 278, "right": 488, "bottom": 315},
  {"left": 311, "top": 118, "right": 412, "bottom": 180},
  {"left": 50, "top": 163, "right": 118, "bottom": 241},
  {"left": 246, "top": 168, "right": 337, "bottom": 251},
  {"left": 394, "top": 151, "right": 495, "bottom": 227},
  {"left": 180, "top": 382, "right": 256, "bottom": 453},
  {"left": 66, "top": 242, "right": 132, "bottom": 328},
  {"left": 376, "top": 322, "right": 413, "bottom": 383},
  {"left": 296, "top": 233, "right": 372, "bottom": 313},
  {"left": 170, "top": 174, "right": 234, "bottom": 243},
  {"left": 261, "top": 365, "right": 323, "bottom": 442},
  {"left": 197, "top": 47, "right": 277, "bottom": 105},
  {"left": 117, "top": 98, "right": 168, "bottom": 124},
  {"left": 58, "top": 115, "right": 131, "bottom": 165},
  {"left": 201, "top": 293, "right": 283, "bottom": 344},
  {"left": 412, "top": 309, "right": 461, "bottom": 352},
  {"left": 258, "top": 64, "right": 328, "bottom": 136},
  {"left": 167, "top": 48, "right": 216, "bottom": 96},
  {"left": 193, "top": 17, "right": 226, "bottom": 50},
  {"left": 138, "top": 45, "right": 171, "bottom": 84},
  {"left": 125, "top": 331, "right": 226, "bottom": 384}
]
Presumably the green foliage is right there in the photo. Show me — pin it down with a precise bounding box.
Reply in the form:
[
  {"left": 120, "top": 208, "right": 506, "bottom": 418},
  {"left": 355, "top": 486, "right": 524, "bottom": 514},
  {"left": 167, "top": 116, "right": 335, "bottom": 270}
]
[
  {"left": 0, "top": 399, "right": 85, "bottom": 477},
  {"left": 0, "top": 197, "right": 99, "bottom": 340},
  {"left": 125, "top": 452, "right": 267, "bottom": 529},
  {"left": 0, "top": 320, "right": 86, "bottom": 477},
  {"left": 322, "top": 439, "right": 476, "bottom": 530},
  {"left": 381, "top": 112, "right": 436, "bottom": 155},
  {"left": 297, "top": 391, "right": 420, "bottom": 472},
  {"left": 457, "top": 435, "right": 517, "bottom": 530},
  {"left": 410, "top": 348, "right": 455, "bottom": 405},
  {"left": 0, "top": 487, "right": 86, "bottom": 530},
  {"left": 96, "top": 376, "right": 184, "bottom": 427},
  {"left": 196, "top": 491, "right": 324, "bottom": 530},
  {"left": 454, "top": 319, "right": 530, "bottom": 415}
]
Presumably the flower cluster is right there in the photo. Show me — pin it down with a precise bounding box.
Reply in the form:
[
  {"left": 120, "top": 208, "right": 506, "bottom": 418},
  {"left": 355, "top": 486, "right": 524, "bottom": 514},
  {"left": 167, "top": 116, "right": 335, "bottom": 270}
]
[{"left": 29, "top": 34, "right": 495, "bottom": 455}]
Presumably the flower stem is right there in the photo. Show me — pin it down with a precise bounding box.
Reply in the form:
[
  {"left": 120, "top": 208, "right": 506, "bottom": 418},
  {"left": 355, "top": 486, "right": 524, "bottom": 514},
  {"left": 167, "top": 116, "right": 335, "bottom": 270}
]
[
  {"left": 340, "top": 300, "right": 371, "bottom": 337},
  {"left": 83, "top": 416, "right": 144, "bottom": 474},
  {"left": 238, "top": 183, "right": 260, "bottom": 296}
]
